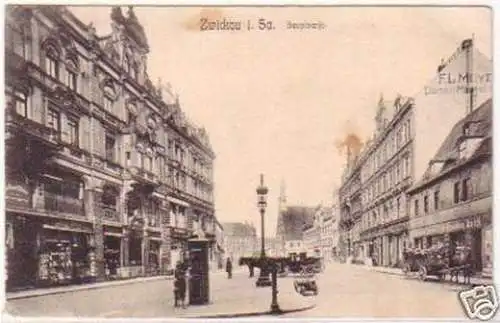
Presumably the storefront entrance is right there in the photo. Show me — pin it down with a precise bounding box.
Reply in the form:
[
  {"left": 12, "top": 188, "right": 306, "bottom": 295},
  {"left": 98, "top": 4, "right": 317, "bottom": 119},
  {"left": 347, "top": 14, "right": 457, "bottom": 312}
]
[
  {"left": 7, "top": 216, "right": 39, "bottom": 291},
  {"left": 104, "top": 236, "right": 121, "bottom": 279}
]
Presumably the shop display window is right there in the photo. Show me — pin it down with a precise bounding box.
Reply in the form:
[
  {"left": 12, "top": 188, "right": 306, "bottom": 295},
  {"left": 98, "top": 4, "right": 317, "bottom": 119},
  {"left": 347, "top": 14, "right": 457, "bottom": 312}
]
[{"left": 38, "top": 232, "right": 92, "bottom": 286}]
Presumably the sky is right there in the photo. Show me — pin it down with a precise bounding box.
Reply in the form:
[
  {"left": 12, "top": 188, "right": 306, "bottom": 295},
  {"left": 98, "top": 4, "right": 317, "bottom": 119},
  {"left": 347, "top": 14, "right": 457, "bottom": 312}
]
[{"left": 68, "top": 6, "right": 491, "bottom": 237}]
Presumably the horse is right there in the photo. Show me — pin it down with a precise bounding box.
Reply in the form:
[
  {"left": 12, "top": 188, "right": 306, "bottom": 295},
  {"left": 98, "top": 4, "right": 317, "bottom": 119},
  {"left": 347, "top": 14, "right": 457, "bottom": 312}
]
[{"left": 448, "top": 246, "right": 474, "bottom": 284}]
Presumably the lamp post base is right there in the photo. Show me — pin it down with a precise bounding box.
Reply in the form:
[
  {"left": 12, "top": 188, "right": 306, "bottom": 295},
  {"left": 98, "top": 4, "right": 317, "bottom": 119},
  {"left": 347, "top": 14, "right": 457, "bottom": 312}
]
[
  {"left": 255, "top": 273, "right": 272, "bottom": 287},
  {"left": 270, "top": 303, "right": 282, "bottom": 314}
]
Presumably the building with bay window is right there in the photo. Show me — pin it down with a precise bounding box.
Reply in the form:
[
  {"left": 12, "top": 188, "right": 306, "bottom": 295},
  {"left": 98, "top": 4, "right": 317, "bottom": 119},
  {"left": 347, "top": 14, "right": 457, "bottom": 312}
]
[{"left": 5, "top": 5, "right": 217, "bottom": 291}]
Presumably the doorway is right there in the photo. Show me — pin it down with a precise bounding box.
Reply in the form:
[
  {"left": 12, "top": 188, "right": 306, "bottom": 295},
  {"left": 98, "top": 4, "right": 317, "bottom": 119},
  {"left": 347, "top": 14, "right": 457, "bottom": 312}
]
[{"left": 8, "top": 216, "right": 39, "bottom": 291}]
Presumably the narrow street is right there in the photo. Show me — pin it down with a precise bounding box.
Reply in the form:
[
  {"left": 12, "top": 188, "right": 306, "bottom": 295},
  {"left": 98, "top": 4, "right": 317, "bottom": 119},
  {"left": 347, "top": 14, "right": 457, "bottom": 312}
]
[{"left": 281, "top": 262, "right": 468, "bottom": 318}]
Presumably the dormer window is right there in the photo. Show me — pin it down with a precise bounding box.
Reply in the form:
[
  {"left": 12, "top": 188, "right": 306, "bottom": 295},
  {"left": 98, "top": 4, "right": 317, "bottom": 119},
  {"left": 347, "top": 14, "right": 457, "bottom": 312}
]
[
  {"left": 458, "top": 141, "right": 467, "bottom": 159},
  {"left": 429, "top": 161, "right": 444, "bottom": 175}
]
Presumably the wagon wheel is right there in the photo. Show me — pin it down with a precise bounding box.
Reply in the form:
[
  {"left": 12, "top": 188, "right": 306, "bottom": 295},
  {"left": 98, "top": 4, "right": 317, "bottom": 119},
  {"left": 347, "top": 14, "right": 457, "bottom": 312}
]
[{"left": 418, "top": 265, "right": 427, "bottom": 281}]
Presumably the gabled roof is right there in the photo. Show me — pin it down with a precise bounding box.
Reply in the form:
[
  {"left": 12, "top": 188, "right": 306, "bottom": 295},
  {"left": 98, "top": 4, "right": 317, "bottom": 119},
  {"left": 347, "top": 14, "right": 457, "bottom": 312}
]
[
  {"left": 278, "top": 206, "right": 315, "bottom": 241},
  {"left": 410, "top": 98, "right": 492, "bottom": 192}
]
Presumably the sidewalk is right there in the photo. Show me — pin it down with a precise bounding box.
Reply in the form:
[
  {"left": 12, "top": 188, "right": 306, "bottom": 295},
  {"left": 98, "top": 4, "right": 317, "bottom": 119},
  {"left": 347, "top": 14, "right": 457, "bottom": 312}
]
[
  {"left": 6, "top": 275, "right": 173, "bottom": 301},
  {"left": 355, "top": 263, "right": 494, "bottom": 285},
  {"left": 169, "top": 275, "right": 316, "bottom": 318},
  {"left": 6, "top": 271, "right": 315, "bottom": 318}
]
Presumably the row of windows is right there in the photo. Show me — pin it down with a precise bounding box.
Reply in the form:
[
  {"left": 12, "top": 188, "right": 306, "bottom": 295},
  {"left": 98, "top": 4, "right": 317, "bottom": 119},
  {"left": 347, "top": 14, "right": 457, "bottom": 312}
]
[
  {"left": 361, "top": 195, "right": 404, "bottom": 231},
  {"left": 362, "top": 118, "right": 412, "bottom": 181},
  {"left": 362, "top": 154, "right": 411, "bottom": 204},
  {"left": 413, "top": 178, "right": 471, "bottom": 217}
]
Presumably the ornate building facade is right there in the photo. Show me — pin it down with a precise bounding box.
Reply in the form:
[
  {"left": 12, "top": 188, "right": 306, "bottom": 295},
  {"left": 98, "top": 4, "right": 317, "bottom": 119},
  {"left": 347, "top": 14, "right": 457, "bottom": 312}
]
[{"left": 5, "top": 5, "right": 217, "bottom": 291}]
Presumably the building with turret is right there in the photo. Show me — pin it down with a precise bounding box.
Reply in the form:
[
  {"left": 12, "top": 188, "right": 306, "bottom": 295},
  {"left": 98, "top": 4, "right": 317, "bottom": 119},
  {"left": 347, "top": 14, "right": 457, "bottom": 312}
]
[{"left": 5, "top": 5, "right": 217, "bottom": 291}]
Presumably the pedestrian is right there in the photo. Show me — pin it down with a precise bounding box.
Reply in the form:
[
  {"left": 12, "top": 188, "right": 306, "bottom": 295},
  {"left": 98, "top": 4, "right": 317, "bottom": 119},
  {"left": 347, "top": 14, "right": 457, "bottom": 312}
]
[
  {"left": 226, "top": 257, "right": 232, "bottom": 279},
  {"left": 173, "top": 261, "right": 187, "bottom": 308},
  {"left": 249, "top": 262, "right": 254, "bottom": 277}
]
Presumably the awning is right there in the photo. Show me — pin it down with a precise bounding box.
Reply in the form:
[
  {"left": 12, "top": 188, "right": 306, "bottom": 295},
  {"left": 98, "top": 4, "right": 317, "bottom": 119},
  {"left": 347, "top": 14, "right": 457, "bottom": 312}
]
[{"left": 43, "top": 224, "right": 93, "bottom": 234}]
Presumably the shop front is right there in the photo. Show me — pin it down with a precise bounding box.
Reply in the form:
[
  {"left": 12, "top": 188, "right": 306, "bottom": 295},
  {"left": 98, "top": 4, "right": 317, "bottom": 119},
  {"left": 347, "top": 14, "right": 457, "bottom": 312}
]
[
  {"left": 37, "top": 220, "right": 94, "bottom": 287},
  {"left": 147, "top": 235, "right": 161, "bottom": 276},
  {"left": 410, "top": 212, "right": 486, "bottom": 273},
  {"left": 103, "top": 226, "right": 122, "bottom": 280}
]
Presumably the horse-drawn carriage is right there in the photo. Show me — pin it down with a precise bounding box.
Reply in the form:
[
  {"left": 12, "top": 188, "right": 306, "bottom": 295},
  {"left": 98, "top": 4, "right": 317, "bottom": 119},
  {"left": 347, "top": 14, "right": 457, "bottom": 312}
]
[
  {"left": 238, "top": 255, "right": 323, "bottom": 277},
  {"left": 402, "top": 244, "right": 473, "bottom": 284}
]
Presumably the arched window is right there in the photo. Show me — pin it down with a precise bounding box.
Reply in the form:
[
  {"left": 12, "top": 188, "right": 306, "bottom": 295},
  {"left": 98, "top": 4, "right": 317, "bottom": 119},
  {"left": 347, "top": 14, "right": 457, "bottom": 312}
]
[
  {"left": 102, "top": 82, "right": 116, "bottom": 113},
  {"left": 65, "top": 58, "right": 79, "bottom": 91},
  {"left": 44, "top": 44, "right": 60, "bottom": 79}
]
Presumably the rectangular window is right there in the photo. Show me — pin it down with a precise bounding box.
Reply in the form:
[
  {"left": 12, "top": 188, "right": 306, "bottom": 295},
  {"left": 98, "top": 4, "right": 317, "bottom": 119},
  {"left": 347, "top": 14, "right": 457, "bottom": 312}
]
[
  {"left": 147, "top": 156, "right": 153, "bottom": 172},
  {"left": 6, "top": 23, "right": 26, "bottom": 58},
  {"left": 396, "top": 197, "right": 401, "bottom": 217},
  {"left": 126, "top": 152, "right": 131, "bottom": 166},
  {"left": 414, "top": 199, "right": 419, "bottom": 217},
  {"left": 405, "top": 156, "right": 410, "bottom": 178},
  {"left": 14, "top": 91, "right": 28, "bottom": 117},
  {"left": 453, "top": 182, "right": 460, "bottom": 204},
  {"left": 65, "top": 69, "right": 78, "bottom": 91},
  {"left": 424, "top": 195, "right": 429, "bottom": 214},
  {"left": 46, "top": 56, "right": 59, "bottom": 79},
  {"left": 67, "top": 118, "right": 79, "bottom": 146},
  {"left": 105, "top": 133, "right": 116, "bottom": 162},
  {"left": 104, "top": 96, "right": 114, "bottom": 113},
  {"left": 434, "top": 190, "right": 440, "bottom": 210},
  {"left": 462, "top": 178, "right": 470, "bottom": 201},
  {"left": 396, "top": 163, "right": 401, "bottom": 182},
  {"left": 47, "top": 108, "right": 60, "bottom": 132}
]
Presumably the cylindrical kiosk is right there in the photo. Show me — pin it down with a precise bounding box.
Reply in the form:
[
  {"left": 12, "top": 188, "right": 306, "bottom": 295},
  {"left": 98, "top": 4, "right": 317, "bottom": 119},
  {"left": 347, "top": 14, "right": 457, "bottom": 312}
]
[{"left": 188, "top": 231, "right": 210, "bottom": 305}]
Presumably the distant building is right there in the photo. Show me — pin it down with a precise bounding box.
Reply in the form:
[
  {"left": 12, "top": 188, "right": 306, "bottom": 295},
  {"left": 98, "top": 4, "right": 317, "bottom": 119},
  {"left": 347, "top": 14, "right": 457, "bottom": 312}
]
[
  {"left": 214, "top": 219, "right": 225, "bottom": 270},
  {"left": 407, "top": 99, "right": 492, "bottom": 277},
  {"left": 222, "top": 222, "right": 257, "bottom": 262},
  {"left": 276, "top": 206, "right": 315, "bottom": 258}
]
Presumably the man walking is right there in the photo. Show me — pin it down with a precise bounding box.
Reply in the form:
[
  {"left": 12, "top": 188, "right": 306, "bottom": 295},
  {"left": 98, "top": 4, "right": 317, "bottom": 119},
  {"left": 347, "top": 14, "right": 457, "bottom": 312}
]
[{"left": 226, "top": 257, "right": 233, "bottom": 279}]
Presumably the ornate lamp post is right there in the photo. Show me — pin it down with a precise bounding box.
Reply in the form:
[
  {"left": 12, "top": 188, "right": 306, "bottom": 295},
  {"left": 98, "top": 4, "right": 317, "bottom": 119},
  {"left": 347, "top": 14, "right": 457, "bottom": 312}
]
[{"left": 256, "top": 174, "right": 272, "bottom": 287}]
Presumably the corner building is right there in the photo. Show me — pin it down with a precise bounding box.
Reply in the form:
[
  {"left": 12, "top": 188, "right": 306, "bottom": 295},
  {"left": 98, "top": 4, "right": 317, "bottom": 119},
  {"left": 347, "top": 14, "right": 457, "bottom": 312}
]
[{"left": 5, "top": 6, "right": 216, "bottom": 291}]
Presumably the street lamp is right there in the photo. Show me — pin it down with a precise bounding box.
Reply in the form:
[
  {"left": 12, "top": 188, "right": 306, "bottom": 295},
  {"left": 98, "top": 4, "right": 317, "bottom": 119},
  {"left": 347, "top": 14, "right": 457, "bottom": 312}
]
[{"left": 256, "top": 174, "right": 272, "bottom": 287}]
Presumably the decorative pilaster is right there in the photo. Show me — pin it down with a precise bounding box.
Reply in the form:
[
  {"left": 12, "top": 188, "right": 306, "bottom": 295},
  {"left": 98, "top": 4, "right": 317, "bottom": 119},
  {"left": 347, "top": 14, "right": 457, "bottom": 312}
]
[
  {"left": 159, "top": 201, "right": 171, "bottom": 274},
  {"left": 83, "top": 175, "right": 105, "bottom": 281}
]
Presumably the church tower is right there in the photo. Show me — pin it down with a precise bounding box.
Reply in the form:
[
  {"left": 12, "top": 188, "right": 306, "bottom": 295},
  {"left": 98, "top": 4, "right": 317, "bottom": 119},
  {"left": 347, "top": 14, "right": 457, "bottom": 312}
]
[{"left": 278, "top": 179, "right": 287, "bottom": 212}]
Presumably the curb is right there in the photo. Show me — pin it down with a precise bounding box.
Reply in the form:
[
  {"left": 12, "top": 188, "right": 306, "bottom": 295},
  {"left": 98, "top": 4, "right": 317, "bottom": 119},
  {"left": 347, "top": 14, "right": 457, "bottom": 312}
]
[
  {"left": 6, "top": 276, "right": 172, "bottom": 301},
  {"left": 193, "top": 304, "right": 316, "bottom": 318}
]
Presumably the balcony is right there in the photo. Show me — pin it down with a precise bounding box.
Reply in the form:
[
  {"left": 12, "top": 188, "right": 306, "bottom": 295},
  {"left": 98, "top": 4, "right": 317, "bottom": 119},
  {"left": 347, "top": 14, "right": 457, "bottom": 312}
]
[
  {"left": 130, "top": 167, "right": 160, "bottom": 188},
  {"left": 44, "top": 192, "right": 84, "bottom": 216},
  {"left": 6, "top": 112, "right": 63, "bottom": 151},
  {"left": 102, "top": 206, "right": 120, "bottom": 222}
]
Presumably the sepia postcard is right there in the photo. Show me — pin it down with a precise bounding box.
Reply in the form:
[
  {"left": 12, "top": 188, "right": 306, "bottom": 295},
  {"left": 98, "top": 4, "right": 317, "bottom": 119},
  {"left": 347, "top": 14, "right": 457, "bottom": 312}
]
[{"left": 1, "top": 3, "right": 496, "bottom": 322}]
